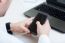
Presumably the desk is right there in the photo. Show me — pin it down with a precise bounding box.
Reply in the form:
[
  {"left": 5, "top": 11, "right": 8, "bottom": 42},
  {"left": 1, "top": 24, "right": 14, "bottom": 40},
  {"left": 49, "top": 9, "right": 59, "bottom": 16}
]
[{"left": 0, "top": 0, "right": 65, "bottom": 43}]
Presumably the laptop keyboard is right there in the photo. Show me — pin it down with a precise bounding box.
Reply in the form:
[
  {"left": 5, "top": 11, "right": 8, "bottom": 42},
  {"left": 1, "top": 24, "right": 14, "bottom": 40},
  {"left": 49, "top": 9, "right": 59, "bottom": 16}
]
[{"left": 34, "top": 4, "right": 65, "bottom": 21}]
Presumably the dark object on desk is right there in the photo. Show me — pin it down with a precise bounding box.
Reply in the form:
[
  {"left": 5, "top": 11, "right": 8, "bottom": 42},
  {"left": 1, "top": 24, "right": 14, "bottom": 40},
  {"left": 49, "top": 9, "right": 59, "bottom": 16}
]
[
  {"left": 47, "top": 0, "right": 65, "bottom": 9},
  {"left": 24, "top": 0, "right": 65, "bottom": 33},
  {"left": 6, "top": 22, "right": 13, "bottom": 34},
  {"left": 28, "top": 13, "right": 47, "bottom": 35}
]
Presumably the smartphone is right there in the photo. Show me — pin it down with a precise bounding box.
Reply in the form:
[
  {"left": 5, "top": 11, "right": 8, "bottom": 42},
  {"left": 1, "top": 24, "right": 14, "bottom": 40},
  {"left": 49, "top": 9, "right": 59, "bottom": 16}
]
[{"left": 28, "top": 13, "right": 47, "bottom": 35}]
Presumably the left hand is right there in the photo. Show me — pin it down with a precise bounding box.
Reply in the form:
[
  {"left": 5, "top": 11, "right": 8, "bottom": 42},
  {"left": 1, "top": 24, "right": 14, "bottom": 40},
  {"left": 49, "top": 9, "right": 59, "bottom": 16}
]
[{"left": 36, "top": 19, "right": 51, "bottom": 37}]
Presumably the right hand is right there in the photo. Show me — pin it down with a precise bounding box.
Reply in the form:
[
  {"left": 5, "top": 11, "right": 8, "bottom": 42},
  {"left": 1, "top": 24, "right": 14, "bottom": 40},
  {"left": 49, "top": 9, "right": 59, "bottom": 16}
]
[
  {"left": 36, "top": 19, "right": 51, "bottom": 36},
  {"left": 10, "top": 18, "right": 33, "bottom": 35}
]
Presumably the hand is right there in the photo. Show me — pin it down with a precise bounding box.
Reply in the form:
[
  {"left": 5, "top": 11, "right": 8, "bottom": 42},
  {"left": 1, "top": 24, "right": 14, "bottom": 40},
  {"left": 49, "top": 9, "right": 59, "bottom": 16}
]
[
  {"left": 36, "top": 19, "right": 51, "bottom": 36},
  {"left": 10, "top": 18, "right": 33, "bottom": 35}
]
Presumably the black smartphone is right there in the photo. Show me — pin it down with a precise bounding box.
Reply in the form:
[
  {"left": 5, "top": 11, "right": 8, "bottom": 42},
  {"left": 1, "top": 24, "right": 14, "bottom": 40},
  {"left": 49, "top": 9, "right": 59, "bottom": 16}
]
[{"left": 28, "top": 13, "right": 47, "bottom": 35}]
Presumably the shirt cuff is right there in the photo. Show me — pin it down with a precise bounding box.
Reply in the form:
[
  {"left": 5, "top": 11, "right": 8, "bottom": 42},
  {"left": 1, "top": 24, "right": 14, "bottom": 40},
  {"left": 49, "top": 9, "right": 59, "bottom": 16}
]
[{"left": 38, "top": 35, "right": 50, "bottom": 43}]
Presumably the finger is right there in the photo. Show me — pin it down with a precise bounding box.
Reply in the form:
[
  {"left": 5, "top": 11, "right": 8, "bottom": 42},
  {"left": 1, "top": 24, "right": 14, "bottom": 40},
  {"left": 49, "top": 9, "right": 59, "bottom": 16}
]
[
  {"left": 26, "top": 33, "right": 32, "bottom": 37},
  {"left": 25, "top": 20, "right": 32, "bottom": 28},
  {"left": 42, "top": 19, "right": 50, "bottom": 26},
  {"left": 46, "top": 19, "right": 50, "bottom": 25},
  {"left": 27, "top": 17, "right": 34, "bottom": 23},
  {"left": 26, "top": 17, "right": 34, "bottom": 22},
  {"left": 25, "top": 17, "right": 34, "bottom": 27},
  {"left": 36, "top": 21, "right": 42, "bottom": 28},
  {"left": 22, "top": 26, "right": 30, "bottom": 33}
]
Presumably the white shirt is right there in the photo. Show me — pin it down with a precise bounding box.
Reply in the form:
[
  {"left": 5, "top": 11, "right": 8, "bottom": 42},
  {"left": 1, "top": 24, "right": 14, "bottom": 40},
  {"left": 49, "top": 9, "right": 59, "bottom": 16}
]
[{"left": 0, "top": 0, "right": 50, "bottom": 43}]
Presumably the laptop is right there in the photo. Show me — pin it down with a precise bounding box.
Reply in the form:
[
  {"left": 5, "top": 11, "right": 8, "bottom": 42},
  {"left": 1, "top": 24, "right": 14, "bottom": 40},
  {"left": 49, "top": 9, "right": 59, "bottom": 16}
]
[{"left": 24, "top": 0, "right": 65, "bottom": 33}]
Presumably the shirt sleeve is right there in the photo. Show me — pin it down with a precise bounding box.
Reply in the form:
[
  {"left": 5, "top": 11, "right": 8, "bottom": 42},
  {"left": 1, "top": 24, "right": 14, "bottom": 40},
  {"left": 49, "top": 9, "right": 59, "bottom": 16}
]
[{"left": 38, "top": 35, "right": 50, "bottom": 43}]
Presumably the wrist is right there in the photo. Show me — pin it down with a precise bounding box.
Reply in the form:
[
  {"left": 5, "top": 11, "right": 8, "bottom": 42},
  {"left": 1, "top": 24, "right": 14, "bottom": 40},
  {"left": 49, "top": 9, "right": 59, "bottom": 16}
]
[
  {"left": 10, "top": 23, "right": 15, "bottom": 32},
  {"left": 6, "top": 22, "right": 13, "bottom": 34}
]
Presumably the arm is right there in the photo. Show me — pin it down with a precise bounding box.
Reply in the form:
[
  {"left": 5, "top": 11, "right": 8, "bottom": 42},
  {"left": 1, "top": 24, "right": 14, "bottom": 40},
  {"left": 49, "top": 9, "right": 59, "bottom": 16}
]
[
  {"left": 36, "top": 19, "right": 51, "bottom": 43},
  {"left": 6, "top": 18, "right": 51, "bottom": 43},
  {"left": 6, "top": 18, "right": 33, "bottom": 35}
]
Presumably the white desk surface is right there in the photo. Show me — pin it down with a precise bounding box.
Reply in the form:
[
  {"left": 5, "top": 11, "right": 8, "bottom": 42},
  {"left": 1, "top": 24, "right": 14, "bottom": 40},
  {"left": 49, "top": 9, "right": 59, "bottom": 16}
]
[{"left": 0, "top": 0, "right": 65, "bottom": 43}]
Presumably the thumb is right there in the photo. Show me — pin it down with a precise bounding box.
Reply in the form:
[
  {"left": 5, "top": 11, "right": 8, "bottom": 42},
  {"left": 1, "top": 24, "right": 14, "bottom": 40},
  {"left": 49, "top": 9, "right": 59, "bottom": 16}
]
[{"left": 36, "top": 21, "right": 42, "bottom": 28}]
